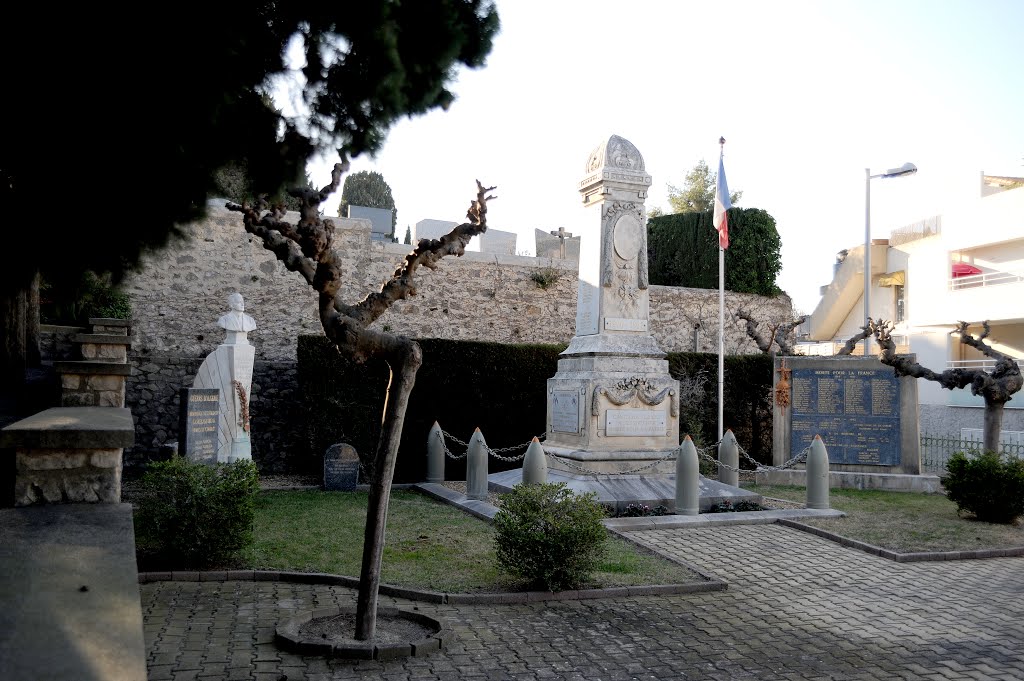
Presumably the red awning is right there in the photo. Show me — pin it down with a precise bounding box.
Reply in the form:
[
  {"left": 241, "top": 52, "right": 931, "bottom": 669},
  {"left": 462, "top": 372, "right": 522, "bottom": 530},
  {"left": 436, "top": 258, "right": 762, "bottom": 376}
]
[{"left": 951, "top": 262, "right": 982, "bottom": 278}]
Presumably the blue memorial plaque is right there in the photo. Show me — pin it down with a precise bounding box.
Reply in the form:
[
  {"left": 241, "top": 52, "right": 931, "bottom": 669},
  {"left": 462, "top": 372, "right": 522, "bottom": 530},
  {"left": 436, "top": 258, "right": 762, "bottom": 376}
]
[{"left": 789, "top": 367, "right": 901, "bottom": 466}]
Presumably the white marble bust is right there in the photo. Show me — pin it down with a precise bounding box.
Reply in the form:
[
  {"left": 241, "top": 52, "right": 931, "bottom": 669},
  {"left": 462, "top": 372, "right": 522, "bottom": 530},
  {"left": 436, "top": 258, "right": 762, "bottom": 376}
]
[{"left": 218, "top": 292, "right": 256, "bottom": 344}]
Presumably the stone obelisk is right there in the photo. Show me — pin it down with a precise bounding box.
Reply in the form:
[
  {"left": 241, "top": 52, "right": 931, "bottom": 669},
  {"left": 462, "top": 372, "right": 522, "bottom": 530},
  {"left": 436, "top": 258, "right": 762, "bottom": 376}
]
[{"left": 542, "top": 135, "right": 680, "bottom": 473}]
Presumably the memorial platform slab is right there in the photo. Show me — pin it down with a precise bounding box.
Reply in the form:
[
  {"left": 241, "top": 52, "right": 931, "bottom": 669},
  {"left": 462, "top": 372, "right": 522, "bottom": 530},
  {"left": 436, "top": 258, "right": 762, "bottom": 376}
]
[{"left": 0, "top": 503, "right": 147, "bottom": 681}]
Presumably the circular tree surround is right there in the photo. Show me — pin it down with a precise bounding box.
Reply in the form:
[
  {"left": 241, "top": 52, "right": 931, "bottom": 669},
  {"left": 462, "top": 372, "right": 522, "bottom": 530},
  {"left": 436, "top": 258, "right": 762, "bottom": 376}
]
[{"left": 274, "top": 606, "right": 450, "bottom": 660}]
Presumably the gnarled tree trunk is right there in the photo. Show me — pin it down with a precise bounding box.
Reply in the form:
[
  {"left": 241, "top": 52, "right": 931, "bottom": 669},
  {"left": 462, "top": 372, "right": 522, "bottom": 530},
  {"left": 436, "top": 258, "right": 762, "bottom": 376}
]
[
  {"left": 230, "top": 165, "right": 496, "bottom": 640},
  {"left": 875, "top": 319, "right": 1022, "bottom": 453}
]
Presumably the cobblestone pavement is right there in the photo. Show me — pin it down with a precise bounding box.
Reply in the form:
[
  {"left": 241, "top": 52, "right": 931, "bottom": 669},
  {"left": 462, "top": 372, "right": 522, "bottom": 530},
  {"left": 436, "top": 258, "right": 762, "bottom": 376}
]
[{"left": 140, "top": 524, "right": 1024, "bottom": 680}]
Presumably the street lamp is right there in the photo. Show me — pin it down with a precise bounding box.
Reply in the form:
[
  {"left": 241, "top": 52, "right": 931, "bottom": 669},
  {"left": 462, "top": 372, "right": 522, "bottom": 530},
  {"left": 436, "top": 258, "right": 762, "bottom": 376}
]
[{"left": 864, "top": 162, "right": 917, "bottom": 356}]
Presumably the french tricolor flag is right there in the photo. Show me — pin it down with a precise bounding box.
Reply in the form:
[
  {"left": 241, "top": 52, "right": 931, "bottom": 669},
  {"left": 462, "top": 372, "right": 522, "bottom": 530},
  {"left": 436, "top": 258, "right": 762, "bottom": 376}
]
[{"left": 712, "top": 155, "right": 731, "bottom": 249}]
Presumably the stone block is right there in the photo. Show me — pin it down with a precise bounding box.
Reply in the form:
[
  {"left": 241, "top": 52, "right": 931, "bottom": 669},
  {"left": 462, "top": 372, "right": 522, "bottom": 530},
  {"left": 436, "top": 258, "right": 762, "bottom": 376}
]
[
  {"left": 0, "top": 407, "right": 135, "bottom": 449},
  {"left": 17, "top": 450, "right": 89, "bottom": 470},
  {"left": 86, "top": 375, "right": 126, "bottom": 391},
  {"left": 90, "top": 449, "right": 123, "bottom": 468},
  {"left": 62, "top": 374, "right": 82, "bottom": 390},
  {"left": 62, "top": 392, "right": 96, "bottom": 407},
  {"left": 14, "top": 467, "right": 122, "bottom": 505},
  {"left": 81, "top": 343, "right": 128, "bottom": 362},
  {"left": 98, "top": 389, "right": 125, "bottom": 407}
]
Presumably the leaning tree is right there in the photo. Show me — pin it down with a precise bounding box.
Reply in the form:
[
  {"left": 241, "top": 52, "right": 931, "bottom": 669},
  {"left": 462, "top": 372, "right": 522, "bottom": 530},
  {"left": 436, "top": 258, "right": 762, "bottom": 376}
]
[
  {"left": 873, "top": 319, "right": 1022, "bottom": 452},
  {"left": 229, "top": 166, "right": 495, "bottom": 640}
]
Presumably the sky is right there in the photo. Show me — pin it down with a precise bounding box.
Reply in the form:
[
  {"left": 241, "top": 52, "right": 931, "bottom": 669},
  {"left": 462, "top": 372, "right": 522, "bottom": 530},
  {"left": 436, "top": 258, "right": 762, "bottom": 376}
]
[{"left": 297, "top": 0, "right": 1024, "bottom": 315}]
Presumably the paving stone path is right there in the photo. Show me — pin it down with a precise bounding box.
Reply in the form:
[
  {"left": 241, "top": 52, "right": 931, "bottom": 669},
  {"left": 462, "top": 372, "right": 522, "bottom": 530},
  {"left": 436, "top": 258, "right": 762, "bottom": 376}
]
[{"left": 140, "top": 524, "right": 1024, "bottom": 680}]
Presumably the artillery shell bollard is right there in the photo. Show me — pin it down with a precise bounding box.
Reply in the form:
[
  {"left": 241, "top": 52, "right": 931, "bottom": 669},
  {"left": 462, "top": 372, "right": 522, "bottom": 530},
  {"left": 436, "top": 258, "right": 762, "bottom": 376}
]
[
  {"left": 521, "top": 437, "right": 547, "bottom": 485},
  {"left": 718, "top": 429, "right": 739, "bottom": 487},
  {"left": 806, "top": 435, "right": 830, "bottom": 510},
  {"left": 675, "top": 435, "right": 700, "bottom": 516},
  {"left": 426, "top": 421, "right": 445, "bottom": 483},
  {"left": 466, "top": 428, "right": 489, "bottom": 501}
]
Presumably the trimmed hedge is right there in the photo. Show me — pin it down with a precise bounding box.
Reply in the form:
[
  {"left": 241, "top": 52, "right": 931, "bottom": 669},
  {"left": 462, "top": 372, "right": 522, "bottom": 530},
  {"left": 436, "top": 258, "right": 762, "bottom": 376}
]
[
  {"left": 298, "top": 336, "right": 564, "bottom": 481},
  {"left": 668, "top": 352, "right": 773, "bottom": 463},
  {"left": 297, "top": 337, "right": 774, "bottom": 481},
  {"left": 647, "top": 208, "right": 782, "bottom": 296}
]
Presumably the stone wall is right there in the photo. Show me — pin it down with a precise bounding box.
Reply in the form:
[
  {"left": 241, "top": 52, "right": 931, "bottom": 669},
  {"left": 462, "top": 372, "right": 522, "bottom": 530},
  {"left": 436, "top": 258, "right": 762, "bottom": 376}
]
[
  {"left": 125, "top": 355, "right": 300, "bottom": 472},
  {"left": 117, "top": 204, "right": 793, "bottom": 470}
]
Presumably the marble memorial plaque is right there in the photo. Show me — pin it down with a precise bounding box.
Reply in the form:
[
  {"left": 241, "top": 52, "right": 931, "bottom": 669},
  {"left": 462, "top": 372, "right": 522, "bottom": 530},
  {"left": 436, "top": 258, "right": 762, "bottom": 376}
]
[
  {"left": 179, "top": 388, "right": 220, "bottom": 463},
  {"left": 604, "top": 317, "right": 647, "bottom": 332},
  {"left": 575, "top": 228, "right": 601, "bottom": 336},
  {"left": 605, "top": 408, "right": 666, "bottom": 437},
  {"left": 790, "top": 367, "right": 901, "bottom": 466},
  {"left": 551, "top": 391, "right": 581, "bottom": 433}
]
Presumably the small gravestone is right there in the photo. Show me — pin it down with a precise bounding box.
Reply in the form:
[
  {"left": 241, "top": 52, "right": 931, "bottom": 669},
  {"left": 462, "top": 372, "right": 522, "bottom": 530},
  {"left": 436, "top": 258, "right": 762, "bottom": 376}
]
[
  {"left": 324, "top": 443, "right": 360, "bottom": 491},
  {"left": 179, "top": 387, "right": 221, "bottom": 463}
]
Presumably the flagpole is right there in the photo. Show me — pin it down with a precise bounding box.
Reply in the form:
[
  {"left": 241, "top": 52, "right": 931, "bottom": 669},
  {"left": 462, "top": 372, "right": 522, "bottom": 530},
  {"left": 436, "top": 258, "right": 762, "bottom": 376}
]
[{"left": 717, "top": 137, "right": 725, "bottom": 443}]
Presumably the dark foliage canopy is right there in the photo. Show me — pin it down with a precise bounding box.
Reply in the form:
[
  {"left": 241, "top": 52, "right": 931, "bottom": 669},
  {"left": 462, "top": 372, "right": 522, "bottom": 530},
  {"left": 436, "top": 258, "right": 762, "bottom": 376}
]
[
  {"left": 0, "top": 2, "right": 499, "bottom": 290},
  {"left": 647, "top": 208, "right": 783, "bottom": 295}
]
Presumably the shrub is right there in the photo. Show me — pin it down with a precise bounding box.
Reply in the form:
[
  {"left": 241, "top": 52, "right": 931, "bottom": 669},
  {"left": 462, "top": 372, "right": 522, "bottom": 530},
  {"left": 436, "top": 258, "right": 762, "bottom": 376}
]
[
  {"left": 493, "top": 482, "right": 607, "bottom": 591},
  {"left": 135, "top": 457, "right": 260, "bottom": 568},
  {"left": 942, "top": 451, "right": 1024, "bottom": 524}
]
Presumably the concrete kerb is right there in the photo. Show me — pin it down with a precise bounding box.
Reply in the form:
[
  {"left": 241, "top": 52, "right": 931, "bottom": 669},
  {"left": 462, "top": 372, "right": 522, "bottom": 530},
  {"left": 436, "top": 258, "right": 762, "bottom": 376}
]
[
  {"left": 136, "top": 568, "right": 724, "bottom": 602},
  {"left": 776, "top": 519, "right": 1024, "bottom": 563}
]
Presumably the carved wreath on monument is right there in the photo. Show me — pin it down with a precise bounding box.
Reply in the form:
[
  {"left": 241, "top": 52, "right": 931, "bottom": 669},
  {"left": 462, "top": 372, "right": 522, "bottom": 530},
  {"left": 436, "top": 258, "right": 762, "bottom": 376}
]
[{"left": 592, "top": 376, "right": 678, "bottom": 417}]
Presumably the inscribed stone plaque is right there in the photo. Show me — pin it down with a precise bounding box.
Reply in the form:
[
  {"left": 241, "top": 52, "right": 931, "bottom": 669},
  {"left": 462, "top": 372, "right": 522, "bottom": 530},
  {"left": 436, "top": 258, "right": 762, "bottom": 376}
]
[
  {"left": 605, "top": 409, "right": 666, "bottom": 437},
  {"left": 790, "top": 367, "right": 901, "bottom": 466},
  {"left": 604, "top": 317, "right": 647, "bottom": 332},
  {"left": 324, "top": 443, "right": 360, "bottom": 491},
  {"left": 575, "top": 229, "right": 601, "bottom": 336},
  {"left": 179, "top": 388, "right": 220, "bottom": 463},
  {"left": 551, "top": 391, "right": 581, "bottom": 433}
]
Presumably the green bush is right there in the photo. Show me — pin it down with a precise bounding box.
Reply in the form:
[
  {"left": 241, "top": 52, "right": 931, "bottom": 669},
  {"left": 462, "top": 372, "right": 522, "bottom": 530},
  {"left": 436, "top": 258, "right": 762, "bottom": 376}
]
[
  {"left": 135, "top": 457, "right": 260, "bottom": 568},
  {"left": 942, "top": 451, "right": 1024, "bottom": 524},
  {"left": 493, "top": 482, "right": 607, "bottom": 591}
]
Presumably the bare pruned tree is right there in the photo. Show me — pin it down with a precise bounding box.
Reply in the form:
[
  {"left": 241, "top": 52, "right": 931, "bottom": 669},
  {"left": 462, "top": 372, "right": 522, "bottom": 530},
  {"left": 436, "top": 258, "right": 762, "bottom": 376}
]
[
  {"left": 874, "top": 319, "right": 1022, "bottom": 452},
  {"left": 228, "top": 164, "right": 497, "bottom": 641},
  {"left": 734, "top": 308, "right": 807, "bottom": 356},
  {"left": 835, "top": 321, "right": 874, "bottom": 356}
]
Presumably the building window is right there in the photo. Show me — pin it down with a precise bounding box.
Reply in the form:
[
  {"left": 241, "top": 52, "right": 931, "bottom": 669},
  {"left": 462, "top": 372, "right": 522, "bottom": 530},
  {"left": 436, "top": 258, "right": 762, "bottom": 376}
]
[{"left": 895, "top": 285, "right": 906, "bottom": 322}]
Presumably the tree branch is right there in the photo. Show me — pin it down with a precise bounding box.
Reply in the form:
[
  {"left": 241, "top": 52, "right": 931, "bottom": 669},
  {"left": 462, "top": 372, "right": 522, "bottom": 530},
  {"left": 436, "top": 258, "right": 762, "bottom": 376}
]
[
  {"left": 735, "top": 308, "right": 773, "bottom": 353},
  {"left": 773, "top": 315, "right": 807, "bottom": 356},
  {"left": 346, "top": 180, "right": 496, "bottom": 327},
  {"left": 836, "top": 320, "right": 875, "bottom": 356}
]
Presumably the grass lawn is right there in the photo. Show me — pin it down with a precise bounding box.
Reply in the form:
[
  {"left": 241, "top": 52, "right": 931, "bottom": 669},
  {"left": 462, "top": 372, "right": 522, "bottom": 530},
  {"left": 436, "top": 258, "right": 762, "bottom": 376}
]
[
  {"left": 750, "top": 485, "right": 1024, "bottom": 553},
  {"left": 244, "top": 490, "right": 703, "bottom": 592}
]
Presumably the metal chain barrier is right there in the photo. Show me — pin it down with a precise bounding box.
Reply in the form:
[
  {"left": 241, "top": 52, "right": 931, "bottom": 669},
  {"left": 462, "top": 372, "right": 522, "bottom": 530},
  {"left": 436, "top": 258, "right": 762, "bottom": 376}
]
[
  {"left": 438, "top": 428, "right": 546, "bottom": 463},
  {"left": 695, "top": 440, "right": 810, "bottom": 474},
  {"left": 437, "top": 425, "right": 811, "bottom": 474}
]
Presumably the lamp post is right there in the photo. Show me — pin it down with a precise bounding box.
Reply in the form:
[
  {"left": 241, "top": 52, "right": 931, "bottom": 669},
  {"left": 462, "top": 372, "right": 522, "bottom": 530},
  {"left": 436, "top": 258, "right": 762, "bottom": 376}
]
[{"left": 864, "top": 162, "right": 917, "bottom": 356}]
